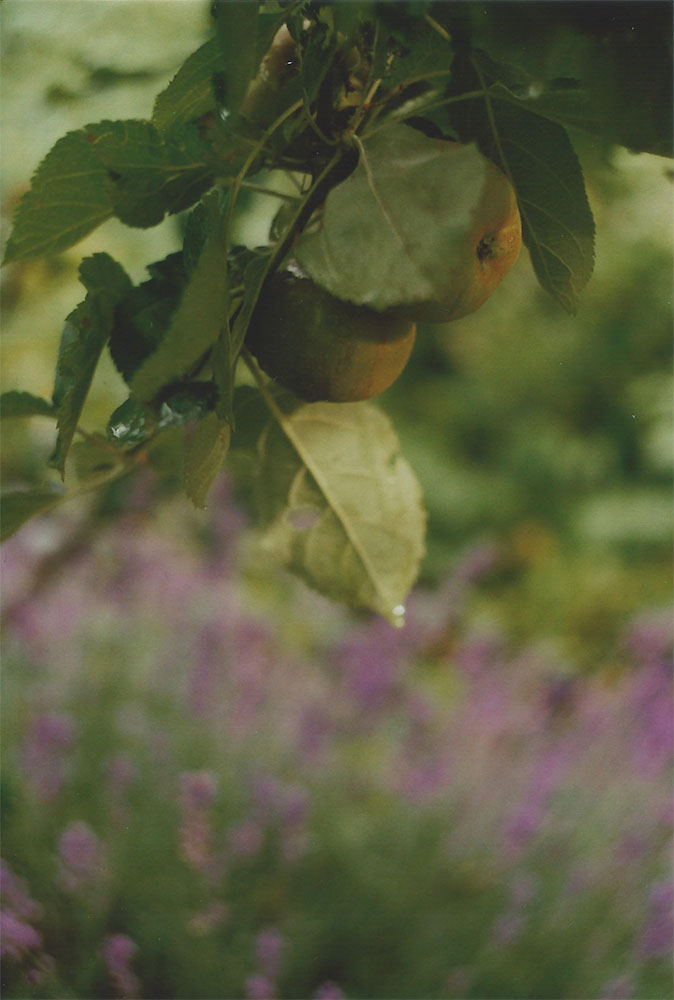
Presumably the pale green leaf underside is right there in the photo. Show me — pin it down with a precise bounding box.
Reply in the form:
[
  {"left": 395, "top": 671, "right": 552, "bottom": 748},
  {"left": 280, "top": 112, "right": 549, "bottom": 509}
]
[{"left": 255, "top": 401, "right": 426, "bottom": 622}]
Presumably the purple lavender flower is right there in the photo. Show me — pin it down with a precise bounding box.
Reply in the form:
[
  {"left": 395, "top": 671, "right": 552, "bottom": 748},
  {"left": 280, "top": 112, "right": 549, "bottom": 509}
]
[
  {"left": 21, "top": 712, "right": 76, "bottom": 800},
  {"left": 638, "top": 879, "right": 674, "bottom": 959},
  {"left": 0, "top": 860, "right": 42, "bottom": 923},
  {"left": 491, "top": 909, "right": 525, "bottom": 945},
  {"left": 313, "top": 982, "right": 345, "bottom": 1000},
  {"left": 187, "top": 623, "right": 223, "bottom": 717},
  {"left": 0, "top": 909, "right": 42, "bottom": 959},
  {"left": 58, "top": 821, "right": 105, "bottom": 887},
  {"left": 623, "top": 609, "right": 673, "bottom": 670},
  {"left": 256, "top": 927, "right": 284, "bottom": 978},
  {"left": 180, "top": 771, "right": 217, "bottom": 811},
  {"left": 228, "top": 819, "right": 264, "bottom": 857},
  {"left": 296, "top": 702, "right": 334, "bottom": 761},
  {"left": 334, "top": 614, "right": 420, "bottom": 714},
  {"left": 503, "top": 801, "right": 546, "bottom": 856},
  {"left": 245, "top": 972, "right": 275, "bottom": 999},
  {"left": 628, "top": 661, "right": 674, "bottom": 776},
  {"left": 102, "top": 933, "right": 140, "bottom": 999},
  {"left": 599, "top": 973, "right": 634, "bottom": 999},
  {"left": 455, "top": 628, "right": 504, "bottom": 678},
  {"left": 452, "top": 541, "right": 499, "bottom": 585}
]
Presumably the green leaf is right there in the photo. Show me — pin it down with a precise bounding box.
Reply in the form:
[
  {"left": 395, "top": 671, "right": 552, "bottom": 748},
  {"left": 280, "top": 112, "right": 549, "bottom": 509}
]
[
  {"left": 153, "top": 38, "right": 223, "bottom": 136},
  {"left": 0, "top": 392, "right": 55, "bottom": 420},
  {"left": 372, "top": 5, "right": 452, "bottom": 89},
  {"left": 298, "top": 17, "right": 337, "bottom": 109},
  {"left": 330, "top": 2, "right": 375, "bottom": 41},
  {"left": 254, "top": 399, "right": 426, "bottom": 622},
  {"left": 459, "top": 6, "right": 673, "bottom": 157},
  {"left": 1, "top": 488, "right": 65, "bottom": 542},
  {"left": 3, "top": 130, "right": 113, "bottom": 262},
  {"left": 183, "top": 410, "right": 231, "bottom": 508},
  {"left": 209, "top": 3, "right": 290, "bottom": 127},
  {"left": 231, "top": 252, "right": 269, "bottom": 353},
  {"left": 449, "top": 83, "right": 595, "bottom": 313},
  {"left": 130, "top": 200, "right": 229, "bottom": 401},
  {"left": 51, "top": 253, "right": 132, "bottom": 476},
  {"left": 108, "top": 252, "right": 186, "bottom": 384},
  {"left": 294, "top": 122, "right": 500, "bottom": 313},
  {"left": 85, "top": 119, "right": 214, "bottom": 228},
  {"left": 495, "top": 83, "right": 601, "bottom": 138},
  {"left": 212, "top": 0, "right": 264, "bottom": 119},
  {"left": 213, "top": 251, "right": 269, "bottom": 422}
]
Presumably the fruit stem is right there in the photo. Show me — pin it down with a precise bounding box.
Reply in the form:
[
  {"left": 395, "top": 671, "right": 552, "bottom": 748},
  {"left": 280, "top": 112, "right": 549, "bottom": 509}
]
[
  {"left": 222, "top": 98, "right": 304, "bottom": 260},
  {"left": 424, "top": 14, "right": 452, "bottom": 42}
]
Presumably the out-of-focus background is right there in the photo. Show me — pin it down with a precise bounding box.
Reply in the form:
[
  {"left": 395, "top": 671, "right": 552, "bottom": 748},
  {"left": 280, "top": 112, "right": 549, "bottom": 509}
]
[{"left": 1, "top": 4, "right": 672, "bottom": 999}]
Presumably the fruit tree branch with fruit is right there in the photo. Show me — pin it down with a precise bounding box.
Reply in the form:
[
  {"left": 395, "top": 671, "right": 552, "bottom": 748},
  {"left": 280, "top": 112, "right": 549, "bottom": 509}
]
[{"left": 1, "top": 1, "right": 671, "bottom": 620}]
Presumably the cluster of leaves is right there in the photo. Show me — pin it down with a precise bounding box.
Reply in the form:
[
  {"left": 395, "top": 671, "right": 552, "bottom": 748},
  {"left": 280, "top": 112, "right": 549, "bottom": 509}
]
[{"left": 1, "top": 0, "right": 671, "bottom": 618}]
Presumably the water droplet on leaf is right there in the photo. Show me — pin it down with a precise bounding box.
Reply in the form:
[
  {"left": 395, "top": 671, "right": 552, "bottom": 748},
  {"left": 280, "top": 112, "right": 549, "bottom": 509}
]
[{"left": 391, "top": 604, "right": 406, "bottom": 628}]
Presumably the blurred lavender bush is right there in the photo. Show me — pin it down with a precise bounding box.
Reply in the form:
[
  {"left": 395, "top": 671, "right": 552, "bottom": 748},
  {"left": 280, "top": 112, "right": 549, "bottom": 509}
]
[{"left": 1, "top": 476, "right": 671, "bottom": 1000}]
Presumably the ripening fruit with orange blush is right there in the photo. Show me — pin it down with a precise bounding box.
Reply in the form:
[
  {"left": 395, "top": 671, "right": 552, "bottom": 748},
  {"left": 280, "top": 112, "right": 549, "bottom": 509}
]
[
  {"left": 246, "top": 262, "right": 416, "bottom": 403},
  {"left": 401, "top": 141, "right": 522, "bottom": 324}
]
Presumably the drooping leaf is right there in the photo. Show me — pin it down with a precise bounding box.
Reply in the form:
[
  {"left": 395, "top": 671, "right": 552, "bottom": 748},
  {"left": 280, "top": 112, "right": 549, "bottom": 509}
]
[
  {"left": 153, "top": 38, "right": 224, "bottom": 136},
  {"left": 183, "top": 410, "right": 231, "bottom": 508},
  {"left": 51, "top": 254, "right": 132, "bottom": 476},
  {"left": 3, "top": 130, "right": 113, "bottom": 262},
  {"left": 1, "top": 488, "right": 65, "bottom": 542},
  {"left": 448, "top": 78, "right": 595, "bottom": 313},
  {"left": 108, "top": 252, "right": 186, "bottom": 384},
  {"left": 0, "top": 392, "right": 55, "bottom": 420},
  {"left": 85, "top": 119, "right": 214, "bottom": 228},
  {"left": 209, "top": 250, "right": 268, "bottom": 424},
  {"left": 495, "top": 83, "right": 602, "bottom": 139},
  {"left": 254, "top": 399, "right": 426, "bottom": 621},
  {"left": 130, "top": 198, "right": 229, "bottom": 401},
  {"left": 294, "top": 122, "right": 499, "bottom": 312},
  {"left": 458, "top": 4, "right": 673, "bottom": 157}
]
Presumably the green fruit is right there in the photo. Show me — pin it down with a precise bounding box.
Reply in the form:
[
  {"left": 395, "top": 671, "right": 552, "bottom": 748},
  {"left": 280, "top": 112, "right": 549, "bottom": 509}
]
[{"left": 246, "top": 263, "right": 416, "bottom": 403}]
